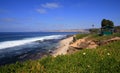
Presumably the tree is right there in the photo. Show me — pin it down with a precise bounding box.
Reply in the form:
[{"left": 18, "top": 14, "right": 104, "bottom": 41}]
[
  {"left": 101, "top": 19, "right": 114, "bottom": 35},
  {"left": 101, "top": 19, "right": 114, "bottom": 27},
  {"left": 109, "top": 21, "right": 114, "bottom": 27}
]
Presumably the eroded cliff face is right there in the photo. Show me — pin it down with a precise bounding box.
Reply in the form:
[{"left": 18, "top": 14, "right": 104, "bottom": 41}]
[{"left": 67, "top": 36, "right": 120, "bottom": 54}]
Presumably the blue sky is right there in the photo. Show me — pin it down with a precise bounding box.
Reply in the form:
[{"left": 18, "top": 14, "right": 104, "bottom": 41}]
[{"left": 0, "top": 0, "right": 120, "bottom": 32}]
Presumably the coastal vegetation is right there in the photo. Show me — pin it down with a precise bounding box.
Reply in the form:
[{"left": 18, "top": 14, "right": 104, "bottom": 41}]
[
  {"left": 0, "top": 33, "right": 120, "bottom": 73},
  {"left": 89, "top": 19, "right": 116, "bottom": 35},
  {"left": 114, "top": 26, "right": 120, "bottom": 33},
  {"left": 101, "top": 19, "right": 114, "bottom": 27},
  {"left": 75, "top": 33, "right": 88, "bottom": 40}
]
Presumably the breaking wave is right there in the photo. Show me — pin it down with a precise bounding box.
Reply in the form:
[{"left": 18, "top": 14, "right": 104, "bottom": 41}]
[{"left": 0, "top": 35, "right": 66, "bottom": 49}]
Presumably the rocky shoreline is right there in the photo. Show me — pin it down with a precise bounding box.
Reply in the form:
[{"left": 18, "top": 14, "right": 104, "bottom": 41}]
[
  {"left": 0, "top": 35, "right": 73, "bottom": 66},
  {"left": 52, "top": 35, "right": 120, "bottom": 56},
  {"left": 1, "top": 34, "right": 119, "bottom": 66}
]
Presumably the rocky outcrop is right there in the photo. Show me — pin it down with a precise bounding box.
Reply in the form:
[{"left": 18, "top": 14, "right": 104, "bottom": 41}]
[
  {"left": 67, "top": 36, "right": 120, "bottom": 54},
  {"left": 67, "top": 36, "right": 97, "bottom": 54},
  {"left": 96, "top": 37, "right": 120, "bottom": 46}
]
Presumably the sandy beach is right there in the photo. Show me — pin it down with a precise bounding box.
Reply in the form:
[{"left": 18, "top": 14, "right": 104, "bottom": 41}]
[
  {"left": 52, "top": 36, "right": 73, "bottom": 57},
  {"left": 52, "top": 35, "right": 97, "bottom": 57}
]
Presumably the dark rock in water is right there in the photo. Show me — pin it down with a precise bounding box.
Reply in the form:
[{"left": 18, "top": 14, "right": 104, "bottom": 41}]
[
  {"left": 0, "top": 47, "right": 49, "bottom": 66},
  {"left": 0, "top": 36, "right": 65, "bottom": 66},
  {"left": 48, "top": 50, "right": 53, "bottom": 54},
  {"left": 36, "top": 40, "right": 42, "bottom": 43},
  {"left": 19, "top": 54, "right": 28, "bottom": 59},
  {"left": 36, "top": 39, "right": 61, "bottom": 43}
]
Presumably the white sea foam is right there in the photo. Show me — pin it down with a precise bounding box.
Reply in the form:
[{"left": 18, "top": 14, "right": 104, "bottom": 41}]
[{"left": 0, "top": 35, "right": 65, "bottom": 49}]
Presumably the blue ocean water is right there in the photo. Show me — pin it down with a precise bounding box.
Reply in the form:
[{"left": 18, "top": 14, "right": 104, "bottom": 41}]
[
  {"left": 0, "top": 32, "right": 77, "bottom": 42},
  {"left": 0, "top": 32, "right": 78, "bottom": 65}
]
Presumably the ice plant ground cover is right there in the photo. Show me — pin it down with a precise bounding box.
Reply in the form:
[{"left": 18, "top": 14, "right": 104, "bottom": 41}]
[{"left": 0, "top": 34, "right": 120, "bottom": 73}]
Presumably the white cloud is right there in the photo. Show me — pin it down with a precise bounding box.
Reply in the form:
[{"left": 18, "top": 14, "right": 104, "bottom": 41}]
[
  {"left": 36, "top": 8, "right": 47, "bottom": 14},
  {"left": 36, "top": 3, "right": 61, "bottom": 14},
  {"left": 41, "top": 3, "right": 60, "bottom": 9}
]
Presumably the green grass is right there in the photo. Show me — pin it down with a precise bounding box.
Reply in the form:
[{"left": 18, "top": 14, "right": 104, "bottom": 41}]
[
  {"left": 75, "top": 33, "right": 120, "bottom": 41},
  {"left": 75, "top": 34, "right": 89, "bottom": 40},
  {"left": 0, "top": 40, "right": 120, "bottom": 73},
  {"left": 0, "top": 33, "right": 120, "bottom": 73},
  {"left": 89, "top": 33, "right": 120, "bottom": 41}
]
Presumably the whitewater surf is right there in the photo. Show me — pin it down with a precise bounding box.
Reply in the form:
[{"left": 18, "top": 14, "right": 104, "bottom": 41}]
[
  {"left": 0, "top": 35, "right": 65, "bottom": 50},
  {"left": 0, "top": 32, "right": 77, "bottom": 66}
]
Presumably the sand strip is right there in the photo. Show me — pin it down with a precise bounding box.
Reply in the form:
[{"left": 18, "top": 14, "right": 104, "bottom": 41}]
[{"left": 52, "top": 36, "right": 73, "bottom": 57}]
